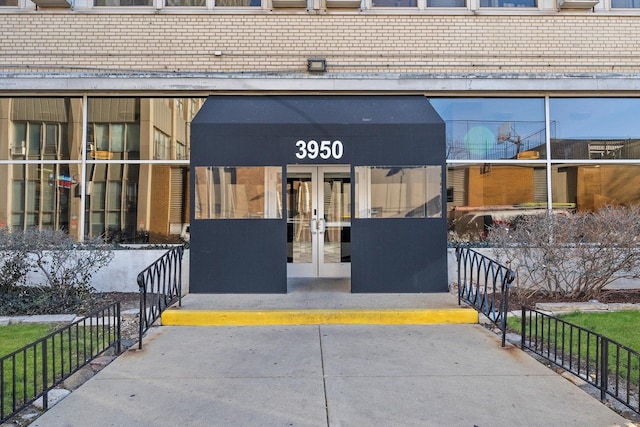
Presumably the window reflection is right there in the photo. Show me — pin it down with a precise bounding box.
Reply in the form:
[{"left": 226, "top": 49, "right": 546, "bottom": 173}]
[
  {"left": 447, "top": 164, "right": 548, "bottom": 240},
  {"left": 479, "top": 0, "right": 535, "bottom": 5},
  {"left": 550, "top": 98, "right": 640, "bottom": 160},
  {"left": 1, "top": 164, "right": 77, "bottom": 233},
  {"left": 4, "top": 96, "right": 640, "bottom": 245},
  {"left": 84, "top": 164, "right": 190, "bottom": 243},
  {"left": 94, "top": 0, "right": 152, "bottom": 5},
  {"left": 1, "top": 97, "right": 201, "bottom": 243},
  {"left": 165, "top": 0, "right": 206, "bottom": 5},
  {"left": 87, "top": 97, "right": 204, "bottom": 160},
  {"left": 552, "top": 164, "right": 640, "bottom": 212},
  {"left": 5, "top": 98, "right": 80, "bottom": 161},
  {"left": 372, "top": 0, "right": 417, "bottom": 6},
  {"left": 355, "top": 166, "right": 442, "bottom": 219},
  {"left": 430, "top": 98, "right": 546, "bottom": 161},
  {"left": 216, "top": 0, "right": 261, "bottom": 5},
  {"left": 611, "top": 0, "right": 640, "bottom": 7},
  {"left": 194, "top": 167, "right": 282, "bottom": 219},
  {"left": 427, "top": 0, "right": 464, "bottom": 5}
]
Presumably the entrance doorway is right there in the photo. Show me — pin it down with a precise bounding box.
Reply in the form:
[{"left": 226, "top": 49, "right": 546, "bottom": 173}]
[{"left": 286, "top": 165, "right": 351, "bottom": 278}]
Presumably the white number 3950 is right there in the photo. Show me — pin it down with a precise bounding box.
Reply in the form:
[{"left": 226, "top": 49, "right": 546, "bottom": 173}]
[{"left": 295, "top": 140, "right": 343, "bottom": 160}]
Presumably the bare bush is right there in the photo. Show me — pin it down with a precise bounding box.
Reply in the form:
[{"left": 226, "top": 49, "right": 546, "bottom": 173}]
[
  {"left": 0, "top": 228, "right": 114, "bottom": 314},
  {"left": 487, "top": 205, "right": 640, "bottom": 300},
  {"left": 0, "top": 228, "right": 31, "bottom": 293}
]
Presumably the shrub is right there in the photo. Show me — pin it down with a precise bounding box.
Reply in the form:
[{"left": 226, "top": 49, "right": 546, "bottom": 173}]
[
  {"left": 0, "top": 228, "right": 31, "bottom": 293},
  {"left": 0, "top": 228, "right": 114, "bottom": 315},
  {"left": 487, "top": 205, "right": 640, "bottom": 300}
]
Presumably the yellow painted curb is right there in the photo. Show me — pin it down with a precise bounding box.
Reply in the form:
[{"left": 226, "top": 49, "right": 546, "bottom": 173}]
[{"left": 161, "top": 308, "right": 478, "bottom": 326}]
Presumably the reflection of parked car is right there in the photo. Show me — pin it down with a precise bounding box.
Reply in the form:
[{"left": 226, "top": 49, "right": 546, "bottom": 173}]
[
  {"left": 180, "top": 224, "right": 190, "bottom": 243},
  {"left": 449, "top": 205, "right": 574, "bottom": 239}
]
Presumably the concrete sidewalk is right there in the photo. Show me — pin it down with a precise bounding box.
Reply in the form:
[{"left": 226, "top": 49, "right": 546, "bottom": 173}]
[{"left": 32, "top": 323, "right": 633, "bottom": 427}]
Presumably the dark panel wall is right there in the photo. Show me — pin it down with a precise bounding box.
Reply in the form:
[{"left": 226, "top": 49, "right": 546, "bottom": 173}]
[
  {"left": 351, "top": 218, "right": 448, "bottom": 293},
  {"left": 189, "top": 220, "right": 287, "bottom": 293}
]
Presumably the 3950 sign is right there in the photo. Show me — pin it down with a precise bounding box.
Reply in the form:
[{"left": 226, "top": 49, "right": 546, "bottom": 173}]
[{"left": 295, "top": 140, "right": 344, "bottom": 160}]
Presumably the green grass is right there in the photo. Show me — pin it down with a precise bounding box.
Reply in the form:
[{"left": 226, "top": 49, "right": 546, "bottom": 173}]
[
  {"left": 0, "top": 324, "right": 52, "bottom": 357},
  {"left": 1, "top": 323, "right": 118, "bottom": 421},
  {"left": 509, "top": 310, "right": 640, "bottom": 352},
  {"left": 509, "top": 310, "right": 640, "bottom": 387},
  {"left": 557, "top": 311, "right": 640, "bottom": 353}
]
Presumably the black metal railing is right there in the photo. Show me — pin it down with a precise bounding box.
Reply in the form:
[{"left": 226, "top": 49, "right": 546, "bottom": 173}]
[
  {"left": 521, "top": 307, "right": 640, "bottom": 415},
  {"left": 137, "top": 245, "right": 184, "bottom": 349},
  {"left": 456, "top": 245, "right": 516, "bottom": 347},
  {"left": 1, "top": 303, "right": 121, "bottom": 423}
]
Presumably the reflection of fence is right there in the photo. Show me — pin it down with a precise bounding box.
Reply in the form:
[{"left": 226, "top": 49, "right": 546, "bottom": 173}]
[
  {"left": 521, "top": 308, "right": 640, "bottom": 415},
  {"left": 137, "top": 245, "right": 184, "bottom": 349},
  {"left": 456, "top": 245, "right": 515, "bottom": 347},
  {"left": 446, "top": 120, "right": 546, "bottom": 160},
  {"left": 0, "top": 303, "right": 121, "bottom": 423}
]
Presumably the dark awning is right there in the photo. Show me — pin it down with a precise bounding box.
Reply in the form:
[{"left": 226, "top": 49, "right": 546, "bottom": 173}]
[
  {"left": 191, "top": 95, "right": 445, "bottom": 166},
  {"left": 193, "top": 95, "right": 443, "bottom": 125}
]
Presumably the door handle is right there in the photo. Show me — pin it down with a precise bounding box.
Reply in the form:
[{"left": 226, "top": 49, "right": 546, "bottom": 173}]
[
  {"left": 317, "top": 218, "right": 325, "bottom": 234},
  {"left": 310, "top": 218, "right": 317, "bottom": 234}
]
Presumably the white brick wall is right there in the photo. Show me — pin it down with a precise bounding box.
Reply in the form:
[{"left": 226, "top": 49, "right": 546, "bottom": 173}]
[{"left": 1, "top": 14, "right": 639, "bottom": 76}]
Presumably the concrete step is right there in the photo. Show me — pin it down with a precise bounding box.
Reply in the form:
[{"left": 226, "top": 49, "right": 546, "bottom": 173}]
[
  {"left": 161, "top": 307, "right": 478, "bottom": 326},
  {"left": 161, "top": 291, "right": 478, "bottom": 326}
]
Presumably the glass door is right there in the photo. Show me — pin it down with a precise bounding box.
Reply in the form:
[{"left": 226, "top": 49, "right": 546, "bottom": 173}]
[{"left": 286, "top": 165, "right": 351, "bottom": 277}]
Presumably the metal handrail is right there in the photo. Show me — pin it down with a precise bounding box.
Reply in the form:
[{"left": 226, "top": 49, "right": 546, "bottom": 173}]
[
  {"left": 0, "top": 303, "right": 121, "bottom": 423},
  {"left": 456, "top": 245, "right": 516, "bottom": 347},
  {"left": 521, "top": 307, "right": 640, "bottom": 415},
  {"left": 137, "top": 245, "right": 184, "bottom": 349}
]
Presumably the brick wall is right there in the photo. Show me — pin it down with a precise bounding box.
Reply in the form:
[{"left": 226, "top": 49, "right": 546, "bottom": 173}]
[{"left": 1, "top": 13, "right": 639, "bottom": 75}]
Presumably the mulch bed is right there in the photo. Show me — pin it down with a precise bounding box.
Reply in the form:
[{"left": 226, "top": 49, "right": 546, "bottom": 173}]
[{"left": 94, "top": 292, "right": 141, "bottom": 312}]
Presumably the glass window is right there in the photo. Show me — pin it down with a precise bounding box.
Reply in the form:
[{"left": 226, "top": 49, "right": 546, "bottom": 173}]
[
  {"left": 447, "top": 164, "right": 548, "bottom": 241},
  {"left": 154, "top": 129, "right": 170, "bottom": 160},
  {"left": 0, "top": 0, "right": 19, "bottom": 5},
  {"left": 86, "top": 97, "right": 202, "bottom": 160},
  {"left": 86, "top": 164, "right": 142, "bottom": 243},
  {"left": 43, "top": 124, "right": 58, "bottom": 159},
  {"left": 355, "top": 166, "right": 442, "bottom": 219},
  {"left": 28, "top": 125, "right": 42, "bottom": 158},
  {"left": 12, "top": 123, "right": 26, "bottom": 159},
  {"left": 84, "top": 163, "right": 186, "bottom": 243},
  {"left": 479, "top": 0, "right": 535, "bottom": 5},
  {"left": 111, "top": 124, "right": 125, "bottom": 153},
  {"left": 92, "top": 182, "right": 107, "bottom": 210},
  {"left": 127, "top": 124, "right": 140, "bottom": 155},
  {"left": 215, "top": 0, "right": 261, "bottom": 5},
  {"left": 549, "top": 98, "right": 640, "bottom": 160},
  {"left": 551, "top": 164, "right": 640, "bottom": 212},
  {"left": 611, "top": 0, "right": 640, "bottom": 6},
  {"left": 94, "top": 0, "right": 152, "bottom": 5},
  {"left": 6, "top": 164, "right": 76, "bottom": 233},
  {"left": 176, "top": 142, "right": 187, "bottom": 160},
  {"left": 430, "top": 98, "right": 546, "bottom": 161},
  {"left": 107, "top": 181, "right": 122, "bottom": 210},
  {"left": 372, "top": 0, "right": 416, "bottom": 5},
  {"left": 428, "top": 0, "right": 464, "bottom": 5},
  {"left": 166, "top": 0, "right": 206, "bottom": 4},
  {"left": 194, "top": 166, "right": 282, "bottom": 219},
  {"left": 3, "top": 98, "right": 80, "bottom": 161}
]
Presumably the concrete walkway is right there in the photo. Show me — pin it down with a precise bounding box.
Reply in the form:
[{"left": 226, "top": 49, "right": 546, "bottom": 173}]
[{"left": 32, "top": 322, "right": 633, "bottom": 426}]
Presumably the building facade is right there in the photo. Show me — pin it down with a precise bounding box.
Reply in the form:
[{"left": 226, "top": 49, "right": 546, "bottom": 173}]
[{"left": 2, "top": 0, "right": 640, "bottom": 289}]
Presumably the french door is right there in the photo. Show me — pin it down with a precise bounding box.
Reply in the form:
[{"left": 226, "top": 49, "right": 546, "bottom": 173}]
[{"left": 286, "top": 165, "right": 351, "bottom": 278}]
